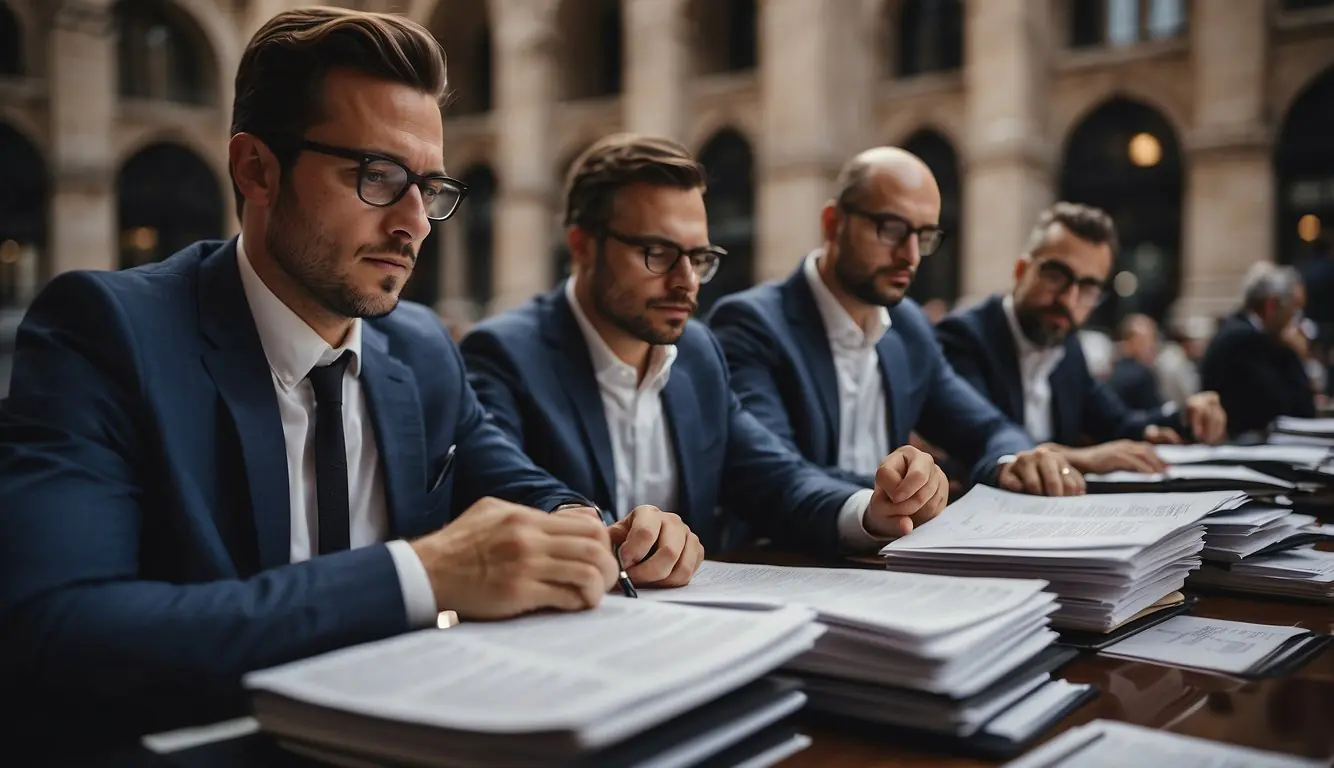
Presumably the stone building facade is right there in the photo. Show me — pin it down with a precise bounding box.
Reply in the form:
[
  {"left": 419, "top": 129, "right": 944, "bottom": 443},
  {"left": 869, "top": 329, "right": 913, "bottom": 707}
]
[{"left": 1, "top": 0, "right": 1332, "bottom": 331}]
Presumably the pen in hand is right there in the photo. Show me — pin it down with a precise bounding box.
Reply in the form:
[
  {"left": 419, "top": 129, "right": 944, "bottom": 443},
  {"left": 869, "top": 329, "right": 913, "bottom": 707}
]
[{"left": 614, "top": 544, "right": 638, "bottom": 598}]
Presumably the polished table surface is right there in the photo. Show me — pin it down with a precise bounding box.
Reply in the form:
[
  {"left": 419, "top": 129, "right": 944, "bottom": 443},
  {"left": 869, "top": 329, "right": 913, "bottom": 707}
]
[{"left": 726, "top": 548, "right": 1334, "bottom": 767}]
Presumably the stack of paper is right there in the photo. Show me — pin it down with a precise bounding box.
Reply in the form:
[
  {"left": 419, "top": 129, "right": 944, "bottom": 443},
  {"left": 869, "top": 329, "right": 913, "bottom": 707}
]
[
  {"left": 639, "top": 561, "right": 1091, "bottom": 747},
  {"left": 1098, "top": 615, "right": 1330, "bottom": 678},
  {"left": 1201, "top": 503, "right": 1320, "bottom": 562},
  {"left": 1156, "top": 443, "right": 1332, "bottom": 468},
  {"left": 879, "top": 485, "right": 1248, "bottom": 632},
  {"left": 1269, "top": 416, "right": 1334, "bottom": 447},
  {"left": 242, "top": 599, "right": 824, "bottom": 768},
  {"left": 1191, "top": 546, "right": 1334, "bottom": 602},
  {"left": 1004, "top": 719, "right": 1328, "bottom": 767},
  {"left": 1083, "top": 464, "right": 1297, "bottom": 495}
]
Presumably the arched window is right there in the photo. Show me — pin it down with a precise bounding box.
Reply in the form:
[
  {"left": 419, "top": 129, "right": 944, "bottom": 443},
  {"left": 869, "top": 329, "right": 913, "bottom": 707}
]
[
  {"left": 0, "top": 123, "right": 47, "bottom": 307},
  {"left": 0, "top": 2, "right": 22, "bottom": 76},
  {"left": 1059, "top": 98, "right": 1183, "bottom": 326},
  {"left": 902, "top": 130, "right": 961, "bottom": 305},
  {"left": 558, "top": 0, "right": 622, "bottom": 100},
  {"left": 429, "top": 0, "right": 492, "bottom": 116},
  {"left": 896, "top": 0, "right": 963, "bottom": 77},
  {"left": 116, "top": 143, "right": 223, "bottom": 269},
  {"left": 1275, "top": 68, "right": 1334, "bottom": 268},
  {"left": 461, "top": 166, "right": 496, "bottom": 315},
  {"left": 1070, "top": 0, "right": 1186, "bottom": 48},
  {"left": 697, "top": 129, "right": 755, "bottom": 314},
  {"left": 691, "top": 0, "right": 757, "bottom": 75},
  {"left": 114, "top": 0, "right": 213, "bottom": 105}
]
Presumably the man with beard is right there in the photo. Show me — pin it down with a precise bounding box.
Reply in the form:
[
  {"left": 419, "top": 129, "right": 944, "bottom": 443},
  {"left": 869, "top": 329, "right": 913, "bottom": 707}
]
[
  {"left": 706, "top": 147, "right": 1076, "bottom": 498},
  {"left": 0, "top": 8, "right": 644, "bottom": 754},
  {"left": 462, "top": 134, "right": 948, "bottom": 561},
  {"left": 934, "top": 202, "right": 1228, "bottom": 476}
]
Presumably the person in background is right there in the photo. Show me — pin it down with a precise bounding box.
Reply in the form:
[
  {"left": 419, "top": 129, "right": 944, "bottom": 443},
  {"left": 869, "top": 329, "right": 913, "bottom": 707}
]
[
  {"left": 1156, "top": 313, "right": 1210, "bottom": 410},
  {"left": 935, "top": 202, "right": 1228, "bottom": 477},
  {"left": 707, "top": 146, "right": 1081, "bottom": 499},
  {"left": 462, "top": 133, "right": 950, "bottom": 562},
  {"left": 1108, "top": 313, "right": 1164, "bottom": 412},
  {"left": 1200, "top": 262, "right": 1316, "bottom": 435}
]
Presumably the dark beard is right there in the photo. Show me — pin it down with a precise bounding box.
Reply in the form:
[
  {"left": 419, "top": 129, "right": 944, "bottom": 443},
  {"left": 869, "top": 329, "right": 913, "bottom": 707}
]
[
  {"left": 833, "top": 228, "right": 912, "bottom": 308},
  {"left": 265, "top": 186, "right": 408, "bottom": 319},
  {"left": 1015, "top": 304, "right": 1072, "bottom": 347},
  {"left": 589, "top": 246, "right": 691, "bottom": 345}
]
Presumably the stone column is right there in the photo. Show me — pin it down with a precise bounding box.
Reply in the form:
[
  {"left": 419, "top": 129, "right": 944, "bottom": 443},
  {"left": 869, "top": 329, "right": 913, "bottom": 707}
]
[
  {"left": 1177, "top": 0, "right": 1271, "bottom": 321},
  {"left": 755, "top": 0, "right": 877, "bottom": 282},
  {"left": 959, "top": 0, "right": 1054, "bottom": 303},
  {"left": 47, "top": 0, "right": 118, "bottom": 277},
  {"left": 487, "top": 0, "right": 558, "bottom": 313},
  {"left": 621, "top": 0, "right": 689, "bottom": 141}
]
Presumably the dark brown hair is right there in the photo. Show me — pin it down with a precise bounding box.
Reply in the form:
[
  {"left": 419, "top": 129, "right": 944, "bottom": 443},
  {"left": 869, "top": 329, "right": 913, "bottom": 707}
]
[
  {"left": 562, "top": 133, "right": 706, "bottom": 231},
  {"left": 1024, "top": 201, "right": 1120, "bottom": 258},
  {"left": 229, "top": 6, "right": 448, "bottom": 217}
]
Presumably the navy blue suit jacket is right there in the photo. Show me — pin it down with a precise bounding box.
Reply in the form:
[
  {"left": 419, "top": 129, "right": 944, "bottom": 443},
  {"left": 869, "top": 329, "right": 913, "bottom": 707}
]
[
  {"left": 459, "top": 284, "right": 867, "bottom": 556},
  {"left": 0, "top": 240, "right": 577, "bottom": 751},
  {"left": 705, "top": 265, "right": 1033, "bottom": 488},
  {"left": 935, "top": 294, "right": 1177, "bottom": 447},
  {"left": 1200, "top": 311, "right": 1315, "bottom": 436}
]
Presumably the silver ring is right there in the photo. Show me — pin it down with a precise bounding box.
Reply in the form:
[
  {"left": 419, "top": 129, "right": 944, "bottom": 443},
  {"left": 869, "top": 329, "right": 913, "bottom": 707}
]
[{"left": 1061, "top": 466, "right": 1071, "bottom": 476}]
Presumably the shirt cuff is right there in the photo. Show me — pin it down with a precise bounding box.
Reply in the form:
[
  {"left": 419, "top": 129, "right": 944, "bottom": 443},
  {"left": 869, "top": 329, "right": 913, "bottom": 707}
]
[
  {"left": 386, "top": 539, "right": 439, "bottom": 629},
  {"left": 836, "top": 488, "right": 892, "bottom": 553}
]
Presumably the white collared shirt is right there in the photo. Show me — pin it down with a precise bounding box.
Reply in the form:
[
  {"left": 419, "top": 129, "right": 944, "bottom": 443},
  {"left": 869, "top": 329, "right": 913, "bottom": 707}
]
[
  {"left": 236, "top": 237, "right": 437, "bottom": 628},
  {"left": 564, "top": 276, "right": 680, "bottom": 518},
  {"left": 1001, "top": 294, "right": 1067, "bottom": 443},
  {"left": 800, "top": 250, "right": 889, "bottom": 550}
]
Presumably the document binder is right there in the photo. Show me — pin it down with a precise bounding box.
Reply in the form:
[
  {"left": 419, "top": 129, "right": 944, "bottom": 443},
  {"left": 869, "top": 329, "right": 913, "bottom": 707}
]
[{"left": 1055, "top": 594, "right": 1199, "bottom": 651}]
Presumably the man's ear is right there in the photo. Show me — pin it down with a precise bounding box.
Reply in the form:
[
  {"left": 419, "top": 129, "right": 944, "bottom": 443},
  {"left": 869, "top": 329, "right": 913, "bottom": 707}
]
[
  {"left": 1014, "top": 255, "right": 1031, "bottom": 283},
  {"left": 565, "top": 225, "right": 595, "bottom": 272},
  {"left": 228, "top": 133, "right": 282, "bottom": 212},
  {"left": 820, "top": 202, "right": 840, "bottom": 244}
]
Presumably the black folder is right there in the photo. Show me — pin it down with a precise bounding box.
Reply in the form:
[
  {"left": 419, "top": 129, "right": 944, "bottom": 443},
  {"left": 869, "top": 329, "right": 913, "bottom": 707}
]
[{"left": 1056, "top": 594, "right": 1199, "bottom": 651}]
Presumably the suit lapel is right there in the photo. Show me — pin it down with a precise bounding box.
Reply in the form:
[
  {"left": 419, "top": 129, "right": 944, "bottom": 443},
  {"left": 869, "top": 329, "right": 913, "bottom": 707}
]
[
  {"left": 781, "top": 270, "right": 840, "bottom": 452},
  {"left": 876, "top": 331, "right": 909, "bottom": 448},
  {"left": 985, "top": 297, "right": 1027, "bottom": 422},
  {"left": 359, "top": 328, "right": 428, "bottom": 539},
  {"left": 545, "top": 291, "right": 616, "bottom": 506},
  {"left": 198, "top": 241, "right": 291, "bottom": 571},
  {"left": 661, "top": 369, "right": 702, "bottom": 521}
]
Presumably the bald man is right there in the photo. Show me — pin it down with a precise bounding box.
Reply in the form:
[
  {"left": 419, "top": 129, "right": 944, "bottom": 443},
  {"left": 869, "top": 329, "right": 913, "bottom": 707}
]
[{"left": 707, "top": 147, "right": 1081, "bottom": 504}]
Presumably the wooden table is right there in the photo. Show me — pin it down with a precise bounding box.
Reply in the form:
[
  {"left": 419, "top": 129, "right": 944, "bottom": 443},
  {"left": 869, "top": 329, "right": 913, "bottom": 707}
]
[{"left": 719, "top": 550, "right": 1334, "bottom": 767}]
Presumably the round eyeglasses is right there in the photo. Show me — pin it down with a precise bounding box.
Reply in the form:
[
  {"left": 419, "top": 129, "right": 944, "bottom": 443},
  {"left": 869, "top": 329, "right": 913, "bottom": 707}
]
[{"left": 602, "top": 228, "right": 726, "bottom": 284}]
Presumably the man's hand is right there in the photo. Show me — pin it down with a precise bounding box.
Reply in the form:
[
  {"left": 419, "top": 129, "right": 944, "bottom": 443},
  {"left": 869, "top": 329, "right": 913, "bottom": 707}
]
[
  {"left": 607, "top": 506, "right": 703, "bottom": 587},
  {"left": 1183, "top": 391, "right": 1227, "bottom": 445},
  {"left": 410, "top": 497, "right": 619, "bottom": 620},
  {"left": 864, "top": 446, "right": 949, "bottom": 537},
  {"left": 1063, "top": 440, "right": 1167, "bottom": 475},
  {"left": 998, "top": 446, "right": 1085, "bottom": 496},
  {"left": 1143, "top": 424, "right": 1183, "bottom": 444}
]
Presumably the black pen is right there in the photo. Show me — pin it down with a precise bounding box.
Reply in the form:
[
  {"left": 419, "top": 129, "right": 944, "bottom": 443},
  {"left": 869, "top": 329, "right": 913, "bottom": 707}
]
[
  {"left": 429, "top": 444, "right": 456, "bottom": 493},
  {"left": 614, "top": 544, "right": 638, "bottom": 599}
]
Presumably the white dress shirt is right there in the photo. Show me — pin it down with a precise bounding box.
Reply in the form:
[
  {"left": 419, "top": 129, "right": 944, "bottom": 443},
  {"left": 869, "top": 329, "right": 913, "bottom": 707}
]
[
  {"left": 565, "top": 277, "right": 680, "bottom": 518},
  {"left": 800, "top": 251, "right": 892, "bottom": 550},
  {"left": 236, "top": 237, "right": 438, "bottom": 628},
  {"left": 1001, "top": 294, "right": 1066, "bottom": 443}
]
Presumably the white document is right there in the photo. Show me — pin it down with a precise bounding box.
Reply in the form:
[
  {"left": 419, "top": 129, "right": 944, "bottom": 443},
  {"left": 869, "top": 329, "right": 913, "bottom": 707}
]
[
  {"left": 882, "top": 486, "right": 1236, "bottom": 551},
  {"left": 1002, "top": 719, "right": 1329, "bottom": 767},
  {"left": 1084, "top": 465, "right": 1294, "bottom": 490},
  {"left": 244, "top": 599, "right": 821, "bottom": 748},
  {"left": 637, "top": 560, "right": 1049, "bottom": 639},
  {"left": 1274, "top": 416, "right": 1334, "bottom": 434},
  {"left": 1099, "top": 615, "right": 1310, "bottom": 675},
  {"left": 1155, "top": 443, "right": 1330, "bottom": 466}
]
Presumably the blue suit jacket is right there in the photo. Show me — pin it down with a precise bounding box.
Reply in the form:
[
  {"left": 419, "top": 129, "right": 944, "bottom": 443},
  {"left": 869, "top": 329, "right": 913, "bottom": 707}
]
[
  {"left": 1200, "top": 311, "right": 1315, "bottom": 436},
  {"left": 459, "top": 284, "right": 867, "bottom": 556},
  {"left": 705, "top": 265, "right": 1032, "bottom": 488},
  {"left": 0, "top": 239, "right": 577, "bottom": 751},
  {"left": 935, "top": 294, "right": 1177, "bottom": 447}
]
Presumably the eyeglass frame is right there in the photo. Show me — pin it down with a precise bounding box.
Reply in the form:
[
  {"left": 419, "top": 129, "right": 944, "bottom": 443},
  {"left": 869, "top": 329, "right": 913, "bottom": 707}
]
[
  {"left": 838, "top": 203, "right": 947, "bottom": 256},
  {"left": 1027, "top": 256, "right": 1110, "bottom": 307},
  {"left": 598, "top": 227, "right": 727, "bottom": 284},
  {"left": 259, "top": 135, "right": 469, "bottom": 221}
]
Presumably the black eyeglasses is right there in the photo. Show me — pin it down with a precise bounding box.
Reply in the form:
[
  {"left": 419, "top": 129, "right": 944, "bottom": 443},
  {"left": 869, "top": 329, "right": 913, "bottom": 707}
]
[
  {"left": 840, "top": 204, "right": 946, "bottom": 256},
  {"left": 1033, "top": 258, "right": 1108, "bottom": 306},
  {"left": 267, "top": 136, "right": 468, "bottom": 221},
  {"left": 601, "top": 228, "right": 726, "bottom": 284}
]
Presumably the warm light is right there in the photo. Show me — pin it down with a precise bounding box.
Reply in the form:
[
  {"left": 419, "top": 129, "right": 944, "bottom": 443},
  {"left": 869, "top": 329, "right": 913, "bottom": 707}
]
[
  {"left": 1128, "top": 132, "right": 1162, "bottom": 167},
  {"left": 1114, "top": 270, "right": 1139, "bottom": 298},
  {"left": 0, "top": 239, "right": 18, "bottom": 265},
  {"left": 124, "top": 226, "right": 158, "bottom": 251},
  {"left": 1298, "top": 214, "right": 1321, "bottom": 243}
]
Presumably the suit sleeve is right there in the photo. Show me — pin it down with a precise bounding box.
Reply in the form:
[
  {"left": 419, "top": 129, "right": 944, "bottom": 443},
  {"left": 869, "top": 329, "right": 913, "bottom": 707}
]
[
  {"left": 0, "top": 273, "right": 409, "bottom": 708},
  {"left": 916, "top": 337, "right": 1034, "bottom": 487},
  {"left": 1079, "top": 366, "right": 1162, "bottom": 443},
  {"left": 458, "top": 327, "right": 528, "bottom": 448},
  {"left": 707, "top": 336, "right": 866, "bottom": 558},
  {"left": 708, "top": 300, "right": 876, "bottom": 488},
  {"left": 934, "top": 317, "right": 995, "bottom": 399}
]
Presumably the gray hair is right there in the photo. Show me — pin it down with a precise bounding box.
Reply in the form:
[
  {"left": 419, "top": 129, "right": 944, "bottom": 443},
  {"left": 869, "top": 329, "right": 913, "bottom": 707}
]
[{"left": 1241, "top": 263, "right": 1302, "bottom": 312}]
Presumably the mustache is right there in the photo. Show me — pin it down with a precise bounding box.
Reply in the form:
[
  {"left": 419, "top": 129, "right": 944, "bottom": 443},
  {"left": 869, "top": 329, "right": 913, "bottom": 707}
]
[
  {"left": 647, "top": 294, "right": 698, "bottom": 312},
  {"left": 1042, "top": 305, "right": 1074, "bottom": 324},
  {"left": 360, "top": 242, "right": 417, "bottom": 264}
]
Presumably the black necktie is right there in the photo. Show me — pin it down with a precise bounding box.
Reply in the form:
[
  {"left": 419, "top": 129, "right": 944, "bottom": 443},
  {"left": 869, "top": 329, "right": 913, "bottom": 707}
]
[{"left": 307, "top": 350, "right": 353, "bottom": 555}]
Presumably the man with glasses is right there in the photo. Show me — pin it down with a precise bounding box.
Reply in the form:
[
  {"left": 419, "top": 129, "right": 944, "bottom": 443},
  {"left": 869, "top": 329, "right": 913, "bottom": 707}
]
[
  {"left": 462, "top": 134, "right": 941, "bottom": 563},
  {"left": 935, "top": 202, "right": 1227, "bottom": 477},
  {"left": 0, "top": 8, "right": 629, "bottom": 753},
  {"left": 707, "top": 146, "right": 1076, "bottom": 502}
]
